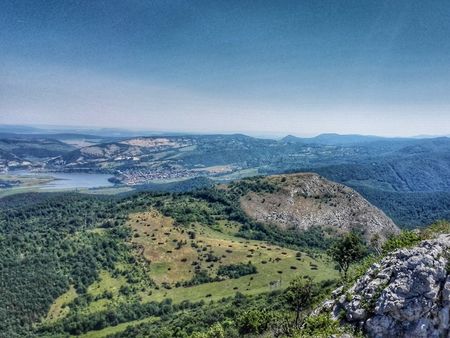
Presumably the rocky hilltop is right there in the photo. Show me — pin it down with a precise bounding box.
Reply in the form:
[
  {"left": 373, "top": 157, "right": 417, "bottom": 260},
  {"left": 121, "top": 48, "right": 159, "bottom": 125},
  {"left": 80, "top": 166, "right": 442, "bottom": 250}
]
[
  {"left": 240, "top": 173, "right": 399, "bottom": 241},
  {"left": 324, "top": 234, "right": 450, "bottom": 338}
]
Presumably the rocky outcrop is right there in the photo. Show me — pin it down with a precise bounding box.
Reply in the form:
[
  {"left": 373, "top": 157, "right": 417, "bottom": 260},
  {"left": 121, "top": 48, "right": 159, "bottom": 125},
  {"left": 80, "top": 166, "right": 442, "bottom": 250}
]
[
  {"left": 324, "top": 234, "right": 450, "bottom": 338},
  {"left": 240, "top": 173, "right": 399, "bottom": 242}
]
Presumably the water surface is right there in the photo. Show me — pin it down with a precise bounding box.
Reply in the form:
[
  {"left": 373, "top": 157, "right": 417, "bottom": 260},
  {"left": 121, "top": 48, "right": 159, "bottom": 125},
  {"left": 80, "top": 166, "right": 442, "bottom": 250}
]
[{"left": 15, "top": 170, "right": 114, "bottom": 190}]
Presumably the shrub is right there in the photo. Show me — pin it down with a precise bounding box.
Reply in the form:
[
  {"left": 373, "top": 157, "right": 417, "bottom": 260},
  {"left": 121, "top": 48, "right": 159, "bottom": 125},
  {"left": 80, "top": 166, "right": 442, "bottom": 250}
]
[
  {"left": 328, "top": 232, "right": 367, "bottom": 280},
  {"left": 217, "top": 263, "right": 257, "bottom": 279},
  {"left": 297, "top": 314, "right": 343, "bottom": 337},
  {"left": 237, "top": 309, "right": 275, "bottom": 334},
  {"left": 182, "top": 270, "right": 216, "bottom": 287},
  {"left": 382, "top": 231, "right": 421, "bottom": 254},
  {"left": 191, "top": 323, "right": 225, "bottom": 338}
]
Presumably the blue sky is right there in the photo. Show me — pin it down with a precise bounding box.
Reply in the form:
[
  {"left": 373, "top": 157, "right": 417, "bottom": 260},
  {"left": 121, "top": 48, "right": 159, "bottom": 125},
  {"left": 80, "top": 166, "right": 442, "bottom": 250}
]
[{"left": 1, "top": 0, "right": 449, "bottom": 136}]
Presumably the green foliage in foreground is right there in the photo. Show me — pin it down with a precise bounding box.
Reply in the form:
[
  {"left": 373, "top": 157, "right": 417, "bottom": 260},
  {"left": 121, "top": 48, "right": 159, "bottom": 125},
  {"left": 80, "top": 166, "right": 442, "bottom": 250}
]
[
  {"left": 294, "top": 313, "right": 361, "bottom": 338},
  {"left": 0, "top": 193, "right": 134, "bottom": 337},
  {"left": 106, "top": 278, "right": 339, "bottom": 338},
  {"left": 347, "top": 221, "right": 450, "bottom": 285},
  {"left": 38, "top": 298, "right": 200, "bottom": 336},
  {"left": 420, "top": 220, "right": 450, "bottom": 238},
  {"left": 105, "top": 292, "right": 284, "bottom": 338},
  {"left": 0, "top": 187, "right": 337, "bottom": 337},
  {"left": 381, "top": 220, "right": 450, "bottom": 255},
  {"left": 284, "top": 276, "right": 314, "bottom": 327},
  {"left": 328, "top": 232, "right": 367, "bottom": 280},
  {"left": 302, "top": 224, "right": 450, "bottom": 338},
  {"left": 381, "top": 231, "right": 422, "bottom": 253},
  {"left": 5, "top": 187, "right": 445, "bottom": 338}
]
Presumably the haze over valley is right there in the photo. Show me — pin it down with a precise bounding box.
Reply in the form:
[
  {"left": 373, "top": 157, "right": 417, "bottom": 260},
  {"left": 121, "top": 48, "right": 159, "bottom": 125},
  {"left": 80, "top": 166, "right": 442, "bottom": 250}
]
[
  {"left": 2, "top": 1, "right": 450, "bottom": 337},
  {"left": 2, "top": 127, "right": 449, "bottom": 228}
]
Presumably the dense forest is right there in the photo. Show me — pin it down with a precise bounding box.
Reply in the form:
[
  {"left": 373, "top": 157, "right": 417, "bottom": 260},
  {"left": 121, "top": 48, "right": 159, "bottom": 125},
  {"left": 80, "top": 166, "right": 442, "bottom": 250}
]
[
  {"left": 349, "top": 187, "right": 450, "bottom": 228},
  {"left": 0, "top": 181, "right": 336, "bottom": 337},
  {"left": 0, "top": 193, "right": 133, "bottom": 336},
  {"left": 1, "top": 174, "right": 450, "bottom": 337}
]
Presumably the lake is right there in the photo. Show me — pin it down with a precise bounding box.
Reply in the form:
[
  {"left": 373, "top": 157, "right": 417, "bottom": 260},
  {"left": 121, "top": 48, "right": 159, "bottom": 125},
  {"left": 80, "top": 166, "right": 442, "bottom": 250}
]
[{"left": 13, "top": 170, "right": 115, "bottom": 190}]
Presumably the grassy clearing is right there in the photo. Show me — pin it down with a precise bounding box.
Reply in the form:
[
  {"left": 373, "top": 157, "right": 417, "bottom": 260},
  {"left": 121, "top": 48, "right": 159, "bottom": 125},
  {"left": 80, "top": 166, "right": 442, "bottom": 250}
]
[
  {"left": 88, "top": 270, "right": 128, "bottom": 297},
  {"left": 0, "top": 173, "right": 57, "bottom": 197},
  {"left": 45, "top": 286, "right": 77, "bottom": 323},
  {"left": 44, "top": 209, "right": 337, "bottom": 327},
  {"left": 128, "top": 210, "right": 337, "bottom": 303},
  {"left": 75, "top": 186, "right": 134, "bottom": 195},
  {"left": 0, "top": 184, "right": 133, "bottom": 198},
  {"left": 209, "top": 219, "right": 241, "bottom": 236},
  {"left": 84, "top": 269, "right": 137, "bottom": 314},
  {"left": 129, "top": 210, "right": 199, "bottom": 284},
  {"left": 78, "top": 316, "right": 158, "bottom": 338},
  {"left": 214, "top": 168, "right": 260, "bottom": 181}
]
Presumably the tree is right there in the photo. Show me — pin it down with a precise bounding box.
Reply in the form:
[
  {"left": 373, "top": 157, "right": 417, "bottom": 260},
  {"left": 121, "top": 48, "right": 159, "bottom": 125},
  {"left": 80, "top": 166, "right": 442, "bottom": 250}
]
[
  {"left": 284, "top": 276, "right": 315, "bottom": 327},
  {"left": 191, "top": 323, "right": 225, "bottom": 338},
  {"left": 238, "top": 309, "right": 270, "bottom": 334},
  {"left": 329, "top": 232, "right": 366, "bottom": 281},
  {"left": 369, "top": 233, "right": 382, "bottom": 256}
]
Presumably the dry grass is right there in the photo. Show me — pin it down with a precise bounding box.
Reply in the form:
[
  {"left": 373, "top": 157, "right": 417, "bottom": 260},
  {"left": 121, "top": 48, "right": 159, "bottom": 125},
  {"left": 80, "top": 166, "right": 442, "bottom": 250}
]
[
  {"left": 45, "top": 285, "right": 77, "bottom": 323},
  {"left": 127, "top": 209, "right": 338, "bottom": 303}
]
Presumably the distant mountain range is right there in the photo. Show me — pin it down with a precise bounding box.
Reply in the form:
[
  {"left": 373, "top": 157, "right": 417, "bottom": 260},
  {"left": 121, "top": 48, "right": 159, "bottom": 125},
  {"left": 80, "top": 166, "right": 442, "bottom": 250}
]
[
  {"left": 0, "top": 124, "right": 198, "bottom": 138},
  {"left": 282, "top": 133, "right": 391, "bottom": 144},
  {"left": 0, "top": 128, "right": 449, "bottom": 227},
  {"left": 1, "top": 124, "right": 448, "bottom": 140}
]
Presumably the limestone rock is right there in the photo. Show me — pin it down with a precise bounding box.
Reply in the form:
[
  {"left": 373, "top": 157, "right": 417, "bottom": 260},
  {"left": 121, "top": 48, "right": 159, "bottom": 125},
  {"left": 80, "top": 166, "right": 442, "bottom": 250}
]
[
  {"left": 240, "top": 173, "right": 399, "bottom": 242},
  {"left": 325, "top": 234, "right": 450, "bottom": 337}
]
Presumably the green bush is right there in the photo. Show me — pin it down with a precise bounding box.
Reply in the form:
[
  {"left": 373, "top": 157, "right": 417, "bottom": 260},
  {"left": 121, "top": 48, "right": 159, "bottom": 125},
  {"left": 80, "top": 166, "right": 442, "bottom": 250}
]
[
  {"left": 217, "top": 262, "right": 257, "bottom": 279},
  {"left": 295, "top": 314, "right": 342, "bottom": 337},
  {"left": 382, "top": 231, "right": 421, "bottom": 254},
  {"left": 182, "top": 270, "right": 216, "bottom": 287},
  {"left": 237, "top": 309, "right": 279, "bottom": 334}
]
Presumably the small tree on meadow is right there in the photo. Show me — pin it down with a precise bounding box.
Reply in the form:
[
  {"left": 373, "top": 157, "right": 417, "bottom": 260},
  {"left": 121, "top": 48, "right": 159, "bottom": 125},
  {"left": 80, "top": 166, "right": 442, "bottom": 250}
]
[
  {"left": 284, "top": 276, "right": 315, "bottom": 327},
  {"left": 369, "top": 233, "right": 382, "bottom": 256},
  {"left": 329, "top": 232, "right": 366, "bottom": 281}
]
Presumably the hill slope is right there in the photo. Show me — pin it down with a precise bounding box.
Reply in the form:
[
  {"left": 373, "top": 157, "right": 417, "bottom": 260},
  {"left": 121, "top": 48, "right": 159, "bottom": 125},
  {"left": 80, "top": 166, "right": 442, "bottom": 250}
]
[
  {"left": 240, "top": 173, "right": 399, "bottom": 242},
  {"left": 1, "top": 178, "right": 343, "bottom": 337},
  {"left": 41, "top": 134, "right": 450, "bottom": 227},
  {"left": 0, "top": 137, "right": 75, "bottom": 159}
]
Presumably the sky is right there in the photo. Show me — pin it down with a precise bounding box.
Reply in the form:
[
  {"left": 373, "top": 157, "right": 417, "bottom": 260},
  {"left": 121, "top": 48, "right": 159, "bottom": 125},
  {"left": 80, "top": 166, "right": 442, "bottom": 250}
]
[{"left": 1, "top": 0, "right": 450, "bottom": 137}]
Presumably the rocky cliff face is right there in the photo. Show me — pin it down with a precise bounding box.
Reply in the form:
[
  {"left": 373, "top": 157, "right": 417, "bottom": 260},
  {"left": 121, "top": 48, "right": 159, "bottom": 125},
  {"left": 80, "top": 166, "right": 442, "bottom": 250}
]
[
  {"left": 240, "top": 173, "right": 399, "bottom": 242},
  {"left": 324, "top": 234, "right": 450, "bottom": 338}
]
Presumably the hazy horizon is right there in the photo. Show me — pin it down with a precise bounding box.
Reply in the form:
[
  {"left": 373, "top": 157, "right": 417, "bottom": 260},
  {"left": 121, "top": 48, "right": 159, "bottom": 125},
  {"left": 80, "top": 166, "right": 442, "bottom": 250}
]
[
  {"left": 1, "top": 1, "right": 449, "bottom": 136},
  {"left": 2, "top": 122, "right": 449, "bottom": 140}
]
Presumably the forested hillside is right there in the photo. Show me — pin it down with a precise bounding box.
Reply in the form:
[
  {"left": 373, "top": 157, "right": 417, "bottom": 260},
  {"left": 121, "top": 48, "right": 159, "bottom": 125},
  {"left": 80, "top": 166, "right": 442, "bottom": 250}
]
[
  {"left": 0, "top": 173, "right": 396, "bottom": 337},
  {"left": 0, "top": 193, "right": 132, "bottom": 336},
  {"left": 1, "top": 139, "right": 448, "bottom": 335}
]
